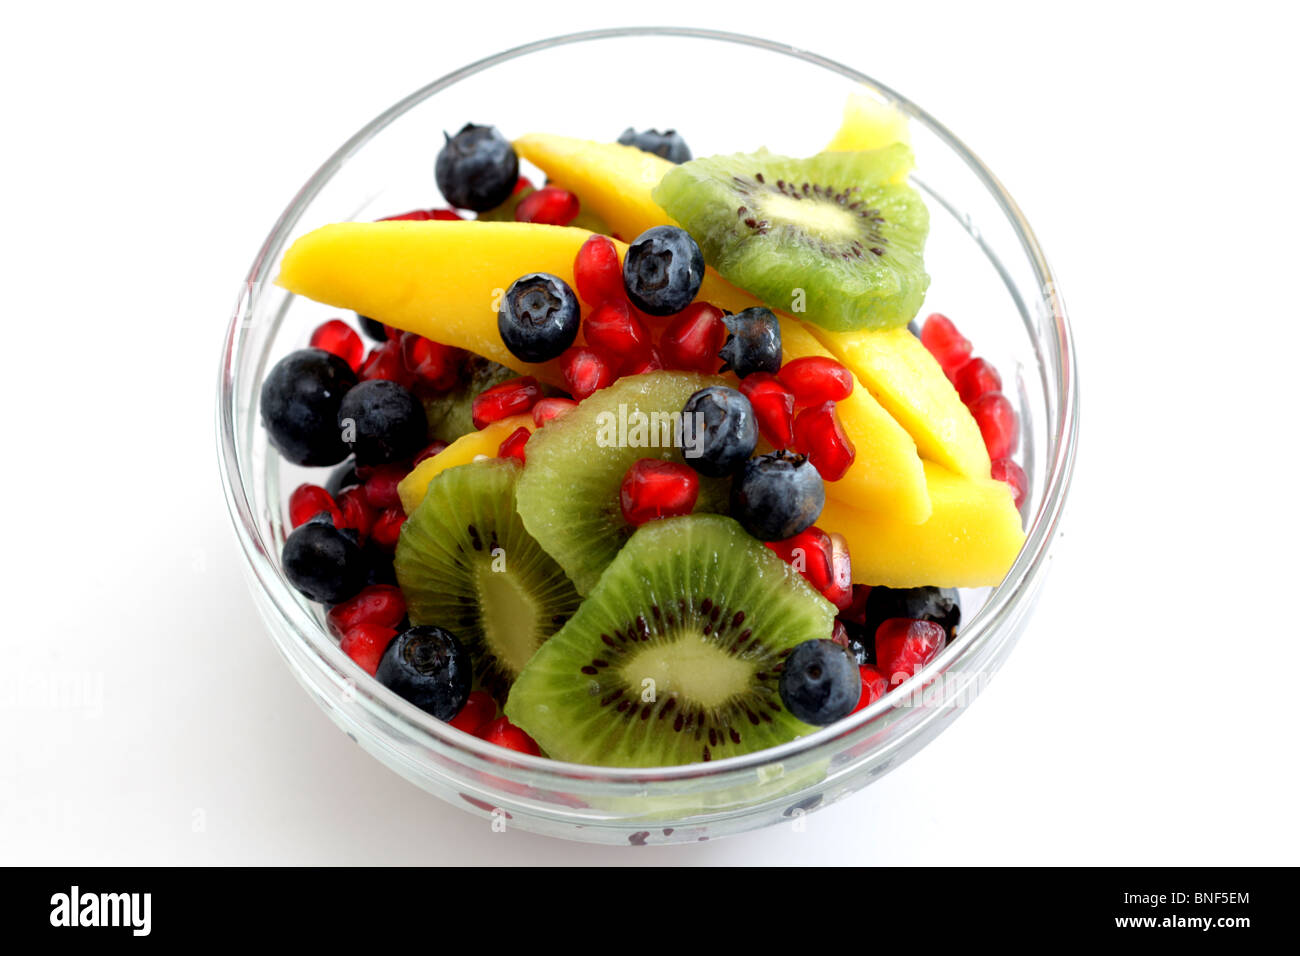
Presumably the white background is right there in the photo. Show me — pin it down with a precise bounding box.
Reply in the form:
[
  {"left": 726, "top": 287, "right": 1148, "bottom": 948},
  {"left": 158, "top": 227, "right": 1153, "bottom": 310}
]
[{"left": 2, "top": 0, "right": 1297, "bottom": 865}]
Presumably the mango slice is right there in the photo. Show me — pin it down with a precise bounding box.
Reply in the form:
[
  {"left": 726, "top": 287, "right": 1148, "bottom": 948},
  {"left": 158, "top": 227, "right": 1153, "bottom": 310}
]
[
  {"left": 811, "top": 326, "right": 991, "bottom": 480},
  {"left": 397, "top": 415, "right": 533, "bottom": 515},
  {"left": 819, "top": 462, "right": 1025, "bottom": 588},
  {"left": 779, "top": 319, "right": 930, "bottom": 524},
  {"left": 825, "top": 91, "right": 911, "bottom": 154},
  {"left": 513, "top": 133, "right": 678, "bottom": 241}
]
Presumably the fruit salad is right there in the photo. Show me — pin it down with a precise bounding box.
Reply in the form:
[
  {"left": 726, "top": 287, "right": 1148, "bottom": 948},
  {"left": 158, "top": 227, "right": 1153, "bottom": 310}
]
[{"left": 259, "top": 94, "right": 1027, "bottom": 768}]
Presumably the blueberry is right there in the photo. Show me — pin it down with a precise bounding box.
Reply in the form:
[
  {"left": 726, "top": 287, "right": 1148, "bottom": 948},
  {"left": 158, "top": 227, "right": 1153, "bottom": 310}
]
[
  {"left": 281, "top": 513, "right": 368, "bottom": 604},
  {"left": 719, "top": 307, "right": 782, "bottom": 378},
  {"left": 623, "top": 226, "right": 705, "bottom": 317},
  {"left": 864, "top": 586, "right": 961, "bottom": 640},
  {"left": 907, "top": 318, "right": 922, "bottom": 338},
  {"left": 681, "top": 386, "right": 757, "bottom": 478},
  {"left": 617, "top": 128, "right": 692, "bottom": 164},
  {"left": 731, "top": 450, "right": 824, "bottom": 541},
  {"left": 325, "top": 458, "right": 359, "bottom": 497},
  {"left": 374, "top": 625, "right": 471, "bottom": 720},
  {"left": 337, "top": 379, "right": 427, "bottom": 466},
  {"left": 435, "top": 123, "right": 519, "bottom": 212},
  {"left": 498, "top": 273, "right": 581, "bottom": 362},
  {"left": 360, "top": 539, "right": 398, "bottom": 588},
  {"left": 839, "top": 623, "right": 875, "bottom": 666},
  {"left": 261, "top": 348, "right": 357, "bottom": 466},
  {"left": 779, "top": 639, "right": 860, "bottom": 725},
  {"left": 357, "top": 314, "right": 388, "bottom": 342}
]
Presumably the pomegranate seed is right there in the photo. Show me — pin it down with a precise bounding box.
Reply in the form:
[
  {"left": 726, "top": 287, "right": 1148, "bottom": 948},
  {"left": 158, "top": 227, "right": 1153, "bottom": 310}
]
[
  {"left": 400, "top": 333, "right": 461, "bottom": 393},
  {"left": 513, "top": 176, "right": 534, "bottom": 195},
  {"left": 991, "top": 458, "right": 1028, "bottom": 508},
  {"left": 359, "top": 339, "right": 415, "bottom": 387},
  {"left": 497, "top": 426, "right": 530, "bottom": 464},
  {"left": 471, "top": 376, "right": 543, "bottom": 429},
  {"left": 619, "top": 459, "right": 700, "bottom": 527},
  {"left": 851, "top": 665, "right": 890, "bottom": 713},
  {"left": 583, "top": 300, "right": 653, "bottom": 367},
  {"left": 336, "top": 485, "right": 375, "bottom": 541},
  {"left": 478, "top": 716, "right": 542, "bottom": 756},
  {"left": 738, "top": 372, "right": 796, "bottom": 448},
  {"left": 362, "top": 464, "right": 408, "bottom": 510},
  {"left": 383, "top": 324, "right": 404, "bottom": 343},
  {"left": 831, "top": 619, "right": 850, "bottom": 650},
  {"left": 326, "top": 584, "right": 407, "bottom": 638},
  {"left": 559, "top": 347, "right": 617, "bottom": 401},
  {"left": 573, "top": 234, "right": 625, "bottom": 307},
  {"left": 953, "top": 357, "right": 1003, "bottom": 405},
  {"left": 793, "top": 401, "right": 857, "bottom": 481},
  {"left": 969, "top": 392, "right": 1019, "bottom": 459},
  {"left": 340, "top": 622, "right": 399, "bottom": 676},
  {"left": 766, "top": 526, "right": 834, "bottom": 592},
  {"left": 841, "top": 584, "right": 872, "bottom": 627},
  {"left": 920, "top": 313, "right": 972, "bottom": 373},
  {"left": 777, "top": 356, "right": 854, "bottom": 405},
  {"left": 413, "top": 441, "right": 449, "bottom": 467},
  {"left": 827, "top": 532, "right": 853, "bottom": 611},
  {"left": 660, "top": 302, "right": 727, "bottom": 373},
  {"left": 622, "top": 347, "right": 665, "bottom": 376},
  {"left": 875, "top": 618, "right": 947, "bottom": 686},
  {"left": 370, "top": 507, "right": 407, "bottom": 550},
  {"left": 379, "top": 208, "right": 464, "bottom": 221},
  {"left": 515, "top": 186, "right": 580, "bottom": 226},
  {"left": 448, "top": 690, "right": 497, "bottom": 734},
  {"left": 309, "top": 319, "right": 365, "bottom": 372},
  {"left": 288, "top": 484, "right": 342, "bottom": 528},
  {"left": 532, "top": 397, "right": 578, "bottom": 427}
]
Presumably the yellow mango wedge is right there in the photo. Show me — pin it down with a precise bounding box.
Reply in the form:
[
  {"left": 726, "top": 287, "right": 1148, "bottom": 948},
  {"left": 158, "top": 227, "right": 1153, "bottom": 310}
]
[
  {"left": 819, "top": 462, "right": 1025, "bottom": 588},
  {"left": 779, "top": 319, "right": 930, "bottom": 524},
  {"left": 513, "top": 133, "right": 678, "bottom": 241},
  {"left": 397, "top": 415, "right": 533, "bottom": 514},
  {"left": 811, "top": 326, "right": 991, "bottom": 480},
  {"left": 825, "top": 91, "right": 911, "bottom": 153}
]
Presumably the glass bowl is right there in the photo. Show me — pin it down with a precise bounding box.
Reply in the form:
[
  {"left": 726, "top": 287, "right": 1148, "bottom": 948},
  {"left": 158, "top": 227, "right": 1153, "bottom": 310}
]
[{"left": 216, "top": 27, "right": 1078, "bottom": 845}]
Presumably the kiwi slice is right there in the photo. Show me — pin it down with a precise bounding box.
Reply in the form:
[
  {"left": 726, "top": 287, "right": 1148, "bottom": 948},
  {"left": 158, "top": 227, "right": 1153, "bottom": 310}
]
[
  {"left": 504, "top": 515, "right": 836, "bottom": 767},
  {"left": 422, "top": 356, "right": 517, "bottom": 443},
  {"left": 394, "top": 458, "right": 580, "bottom": 703},
  {"left": 652, "top": 144, "right": 930, "bottom": 332},
  {"left": 515, "top": 371, "right": 731, "bottom": 595}
]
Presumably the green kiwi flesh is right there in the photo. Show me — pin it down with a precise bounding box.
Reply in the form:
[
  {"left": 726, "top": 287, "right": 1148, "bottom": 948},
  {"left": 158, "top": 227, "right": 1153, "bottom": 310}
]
[
  {"left": 394, "top": 458, "right": 580, "bottom": 703},
  {"left": 504, "top": 514, "right": 836, "bottom": 767},
  {"left": 652, "top": 144, "right": 930, "bottom": 332}
]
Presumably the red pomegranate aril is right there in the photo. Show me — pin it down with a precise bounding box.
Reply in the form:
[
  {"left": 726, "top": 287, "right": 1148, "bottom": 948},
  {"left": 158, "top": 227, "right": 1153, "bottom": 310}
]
[
  {"left": 515, "top": 186, "right": 581, "bottom": 226},
  {"left": 583, "top": 300, "right": 653, "bottom": 365},
  {"left": 851, "top": 665, "right": 891, "bottom": 713},
  {"left": 359, "top": 339, "right": 416, "bottom": 387},
  {"left": 622, "top": 346, "right": 665, "bottom": 376},
  {"left": 513, "top": 176, "right": 534, "bottom": 195},
  {"left": 288, "top": 483, "right": 342, "bottom": 528},
  {"left": 826, "top": 532, "right": 853, "bottom": 611},
  {"left": 478, "top": 716, "right": 542, "bottom": 756},
  {"left": 777, "top": 356, "right": 854, "bottom": 406},
  {"left": 532, "top": 397, "right": 578, "bottom": 427},
  {"left": 573, "top": 234, "right": 625, "bottom": 307},
  {"left": 448, "top": 690, "right": 498, "bottom": 735},
  {"left": 991, "top": 458, "right": 1028, "bottom": 509},
  {"left": 559, "top": 347, "right": 617, "bottom": 401},
  {"left": 875, "top": 618, "right": 947, "bottom": 686},
  {"left": 738, "top": 372, "right": 796, "bottom": 448},
  {"left": 766, "top": 526, "right": 834, "bottom": 592},
  {"left": 497, "top": 426, "right": 530, "bottom": 464},
  {"left": 400, "top": 333, "right": 461, "bottom": 392},
  {"left": 370, "top": 506, "right": 407, "bottom": 551},
  {"left": 413, "top": 440, "right": 449, "bottom": 467},
  {"left": 660, "top": 302, "right": 727, "bottom": 373},
  {"left": 619, "top": 459, "right": 700, "bottom": 527},
  {"left": 383, "top": 324, "right": 404, "bottom": 343},
  {"left": 379, "top": 208, "right": 464, "bottom": 221},
  {"left": 920, "top": 313, "right": 973, "bottom": 373},
  {"left": 841, "top": 584, "right": 872, "bottom": 627},
  {"left": 309, "top": 319, "right": 365, "bottom": 372},
  {"left": 362, "top": 464, "right": 408, "bottom": 510},
  {"left": 340, "top": 622, "right": 399, "bottom": 676},
  {"left": 336, "top": 485, "right": 375, "bottom": 541},
  {"left": 793, "top": 401, "right": 857, "bottom": 481},
  {"left": 471, "top": 376, "right": 543, "bottom": 429},
  {"left": 831, "top": 619, "right": 850, "bottom": 650},
  {"left": 969, "top": 392, "right": 1019, "bottom": 460},
  {"left": 326, "top": 584, "right": 407, "bottom": 638},
  {"left": 953, "top": 357, "right": 1003, "bottom": 405}
]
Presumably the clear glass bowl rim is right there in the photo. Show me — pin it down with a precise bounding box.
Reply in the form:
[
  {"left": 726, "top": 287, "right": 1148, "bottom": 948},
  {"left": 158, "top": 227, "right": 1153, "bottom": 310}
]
[{"left": 215, "top": 26, "right": 1079, "bottom": 789}]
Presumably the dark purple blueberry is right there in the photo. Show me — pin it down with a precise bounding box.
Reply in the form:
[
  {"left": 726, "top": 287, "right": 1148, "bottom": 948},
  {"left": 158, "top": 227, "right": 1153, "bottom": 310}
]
[
  {"left": 681, "top": 386, "right": 757, "bottom": 478},
  {"left": 375, "top": 626, "right": 471, "bottom": 720},
  {"left": 622, "top": 226, "right": 704, "bottom": 317},
  {"left": 337, "top": 380, "right": 427, "bottom": 466},
  {"left": 281, "top": 513, "right": 368, "bottom": 604},
  {"left": 435, "top": 123, "right": 519, "bottom": 212},
  {"left": 719, "top": 307, "right": 782, "bottom": 378},
  {"left": 731, "top": 450, "right": 824, "bottom": 541},
  {"left": 779, "top": 639, "right": 860, "bottom": 725},
  {"left": 261, "top": 348, "right": 357, "bottom": 466},
  {"left": 617, "top": 128, "right": 692, "bottom": 164},
  {"left": 498, "top": 273, "right": 581, "bottom": 363}
]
